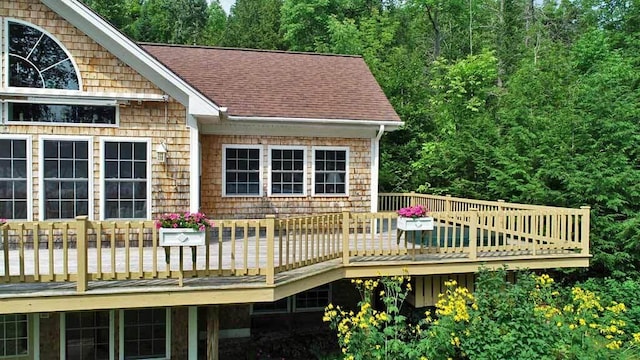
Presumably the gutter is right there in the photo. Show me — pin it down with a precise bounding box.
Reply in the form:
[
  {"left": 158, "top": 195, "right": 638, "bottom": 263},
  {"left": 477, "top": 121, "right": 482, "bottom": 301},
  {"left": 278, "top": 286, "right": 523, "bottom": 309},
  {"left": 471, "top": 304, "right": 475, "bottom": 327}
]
[{"left": 224, "top": 113, "right": 403, "bottom": 129}]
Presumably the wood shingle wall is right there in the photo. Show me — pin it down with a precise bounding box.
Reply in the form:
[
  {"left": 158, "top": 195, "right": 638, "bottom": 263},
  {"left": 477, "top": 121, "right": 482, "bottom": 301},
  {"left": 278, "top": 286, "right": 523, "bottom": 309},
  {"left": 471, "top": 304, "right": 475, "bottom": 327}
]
[
  {"left": 201, "top": 135, "right": 372, "bottom": 218},
  {"left": 2, "top": 0, "right": 192, "bottom": 219}
]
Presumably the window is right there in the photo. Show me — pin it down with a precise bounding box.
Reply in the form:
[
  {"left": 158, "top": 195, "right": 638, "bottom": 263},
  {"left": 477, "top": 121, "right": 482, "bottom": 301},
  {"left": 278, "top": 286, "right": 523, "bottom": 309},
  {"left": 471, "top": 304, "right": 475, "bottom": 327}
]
[
  {"left": 42, "top": 139, "right": 90, "bottom": 219},
  {"left": 0, "top": 314, "right": 28, "bottom": 357},
  {"left": 65, "top": 311, "right": 110, "bottom": 360},
  {"left": 103, "top": 141, "right": 149, "bottom": 219},
  {"left": 0, "top": 138, "right": 28, "bottom": 219},
  {"left": 251, "top": 298, "right": 290, "bottom": 314},
  {"left": 313, "top": 148, "right": 348, "bottom": 195},
  {"left": 7, "top": 20, "right": 80, "bottom": 90},
  {"left": 294, "top": 284, "right": 331, "bottom": 311},
  {"left": 269, "top": 147, "right": 305, "bottom": 195},
  {"left": 223, "top": 146, "right": 261, "bottom": 196},
  {"left": 121, "top": 308, "right": 169, "bottom": 360},
  {"left": 7, "top": 103, "right": 117, "bottom": 125}
]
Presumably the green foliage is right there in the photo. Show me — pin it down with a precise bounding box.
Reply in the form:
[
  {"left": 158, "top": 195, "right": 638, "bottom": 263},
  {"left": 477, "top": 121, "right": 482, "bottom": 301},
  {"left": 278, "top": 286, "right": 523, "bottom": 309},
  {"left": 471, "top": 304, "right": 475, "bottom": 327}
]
[
  {"left": 328, "top": 271, "right": 640, "bottom": 360},
  {"left": 220, "top": 0, "right": 284, "bottom": 49}
]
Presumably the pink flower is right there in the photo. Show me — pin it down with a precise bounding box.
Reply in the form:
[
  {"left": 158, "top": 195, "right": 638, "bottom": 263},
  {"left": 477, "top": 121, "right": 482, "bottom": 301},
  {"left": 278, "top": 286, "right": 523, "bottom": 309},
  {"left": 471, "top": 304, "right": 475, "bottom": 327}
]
[{"left": 397, "top": 205, "right": 429, "bottom": 218}]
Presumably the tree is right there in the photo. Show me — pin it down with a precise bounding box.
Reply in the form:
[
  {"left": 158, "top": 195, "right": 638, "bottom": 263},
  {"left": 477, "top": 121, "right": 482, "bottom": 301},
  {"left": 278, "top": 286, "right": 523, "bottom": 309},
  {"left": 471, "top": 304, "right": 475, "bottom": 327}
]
[{"left": 220, "top": 0, "right": 284, "bottom": 49}]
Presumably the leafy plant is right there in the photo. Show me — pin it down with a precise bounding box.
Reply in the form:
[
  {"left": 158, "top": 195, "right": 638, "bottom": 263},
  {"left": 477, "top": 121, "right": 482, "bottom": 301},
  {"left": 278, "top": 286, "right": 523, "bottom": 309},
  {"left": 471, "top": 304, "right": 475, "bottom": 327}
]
[{"left": 155, "top": 212, "right": 214, "bottom": 231}]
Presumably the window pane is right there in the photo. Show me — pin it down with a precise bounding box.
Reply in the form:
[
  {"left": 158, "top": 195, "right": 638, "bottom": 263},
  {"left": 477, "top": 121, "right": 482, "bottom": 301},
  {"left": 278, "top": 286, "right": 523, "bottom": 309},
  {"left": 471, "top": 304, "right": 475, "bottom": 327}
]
[
  {"left": 8, "top": 23, "right": 41, "bottom": 57},
  {"left": 43, "top": 140, "right": 89, "bottom": 219},
  {"left": 103, "top": 142, "right": 148, "bottom": 219},
  {"left": 314, "top": 150, "right": 347, "bottom": 195},
  {"left": 41, "top": 59, "right": 79, "bottom": 90},
  {"left": 8, "top": 56, "right": 43, "bottom": 88},
  {"left": 8, "top": 103, "right": 116, "bottom": 124},
  {"left": 225, "top": 147, "right": 260, "bottom": 195},
  {"left": 123, "top": 309, "right": 166, "bottom": 360}
]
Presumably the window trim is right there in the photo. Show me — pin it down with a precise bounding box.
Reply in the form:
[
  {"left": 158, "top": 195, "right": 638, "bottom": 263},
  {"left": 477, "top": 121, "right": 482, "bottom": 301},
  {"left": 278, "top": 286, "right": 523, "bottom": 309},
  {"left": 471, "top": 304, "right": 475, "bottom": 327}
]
[
  {"left": 4, "top": 100, "right": 120, "bottom": 128},
  {"left": 38, "top": 135, "right": 94, "bottom": 221},
  {"left": 311, "top": 146, "right": 350, "bottom": 197},
  {"left": 60, "top": 310, "right": 115, "bottom": 360},
  {"left": 267, "top": 145, "right": 307, "bottom": 197},
  {"left": 4, "top": 18, "right": 83, "bottom": 91},
  {"left": 118, "top": 308, "right": 171, "bottom": 360},
  {"left": 99, "top": 137, "right": 152, "bottom": 220},
  {"left": 0, "top": 134, "right": 32, "bottom": 221},
  {"left": 222, "top": 144, "right": 263, "bottom": 197}
]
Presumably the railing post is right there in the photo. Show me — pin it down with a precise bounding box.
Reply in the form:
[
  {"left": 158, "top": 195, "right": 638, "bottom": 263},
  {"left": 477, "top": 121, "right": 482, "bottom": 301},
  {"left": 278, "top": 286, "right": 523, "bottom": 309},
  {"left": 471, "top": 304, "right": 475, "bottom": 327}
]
[
  {"left": 76, "top": 216, "right": 88, "bottom": 292},
  {"left": 469, "top": 209, "right": 478, "bottom": 260},
  {"left": 580, "top": 206, "right": 590, "bottom": 254},
  {"left": 409, "top": 191, "right": 416, "bottom": 207},
  {"left": 497, "top": 200, "right": 505, "bottom": 244},
  {"left": 342, "top": 211, "right": 350, "bottom": 265},
  {"left": 445, "top": 195, "right": 452, "bottom": 212},
  {"left": 266, "top": 215, "right": 275, "bottom": 285}
]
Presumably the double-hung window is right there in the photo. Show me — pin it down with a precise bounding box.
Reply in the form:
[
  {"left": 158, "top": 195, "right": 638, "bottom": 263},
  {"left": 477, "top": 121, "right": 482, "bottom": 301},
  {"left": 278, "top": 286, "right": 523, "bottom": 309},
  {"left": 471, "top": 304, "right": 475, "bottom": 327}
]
[
  {"left": 223, "top": 145, "right": 262, "bottom": 196},
  {"left": 269, "top": 147, "right": 305, "bottom": 196},
  {"left": 313, "top": 147, "right": 348, "bottom": 196},
  {"left": 0, "top": 137, "right": 29, "bottom": 219},
  {"left": 41, "top": 138, "right": 90, "bottom": 220},
  {"left": 64, "top": 311, "right": 111, "bottom": 360},
  {"left": 121, "top": 308, "right": 170, "bottom": 359},
  {"left": 103, "top": 140, "right": 150, "bottom": 219}
]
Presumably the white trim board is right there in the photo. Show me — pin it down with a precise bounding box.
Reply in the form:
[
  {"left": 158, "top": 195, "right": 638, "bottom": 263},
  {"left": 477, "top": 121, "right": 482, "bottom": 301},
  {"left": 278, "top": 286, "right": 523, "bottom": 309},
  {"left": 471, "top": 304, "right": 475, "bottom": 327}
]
[{"left": 40, "top": 0, "right": 220, "bottom": 118}]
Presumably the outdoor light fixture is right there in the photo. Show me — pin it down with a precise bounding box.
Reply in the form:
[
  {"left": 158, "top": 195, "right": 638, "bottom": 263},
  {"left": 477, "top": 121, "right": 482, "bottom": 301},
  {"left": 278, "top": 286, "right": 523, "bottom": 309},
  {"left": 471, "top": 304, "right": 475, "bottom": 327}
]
[{"left": 156, "top": 142, "right": 168, "bottom": 164}]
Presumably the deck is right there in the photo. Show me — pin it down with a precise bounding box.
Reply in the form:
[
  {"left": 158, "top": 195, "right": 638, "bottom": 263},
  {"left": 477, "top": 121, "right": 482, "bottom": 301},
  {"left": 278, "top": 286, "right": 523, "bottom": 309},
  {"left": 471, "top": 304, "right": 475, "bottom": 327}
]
[{"left": 0, "top": 193, "right": 591, "bottom": 313}]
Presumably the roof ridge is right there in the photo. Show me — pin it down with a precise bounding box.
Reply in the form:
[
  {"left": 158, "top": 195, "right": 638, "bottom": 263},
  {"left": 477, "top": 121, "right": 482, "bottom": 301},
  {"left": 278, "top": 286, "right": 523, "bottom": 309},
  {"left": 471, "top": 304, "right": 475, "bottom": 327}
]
[{"left": 138, "top": 42, "right": 363, "bottom": 59}]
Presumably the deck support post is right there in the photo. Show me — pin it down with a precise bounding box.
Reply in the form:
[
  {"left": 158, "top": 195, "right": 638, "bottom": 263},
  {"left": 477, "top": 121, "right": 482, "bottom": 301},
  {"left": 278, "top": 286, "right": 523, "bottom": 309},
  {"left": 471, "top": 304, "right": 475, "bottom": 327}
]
[
  {"left": 580, "top": 206, "right": 590, "bottom": 254},
  {"left": 76, "top": 216, "right": 88, "bottom": 292},
  {"left": 207, "top": 306, "right": 220, "bottom": 360},
  {"left": 468, "top": 210, "right": 478, "bottom": 260},
  {"left": 342, "top": 211, "right": 350, "bottom": 265},
  {"left": 266, "top": 215, "right": 275, "bottom": 285},
  {"left": 188, "top": 306, "right": 198, "bottom": 360}
]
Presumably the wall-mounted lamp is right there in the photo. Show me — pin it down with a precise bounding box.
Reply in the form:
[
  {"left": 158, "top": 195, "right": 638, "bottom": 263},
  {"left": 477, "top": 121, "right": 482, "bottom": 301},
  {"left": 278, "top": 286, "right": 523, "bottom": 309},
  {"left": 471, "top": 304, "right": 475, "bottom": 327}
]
[{"left": 156, "top": 142, "right": 168, "bottom": 164}]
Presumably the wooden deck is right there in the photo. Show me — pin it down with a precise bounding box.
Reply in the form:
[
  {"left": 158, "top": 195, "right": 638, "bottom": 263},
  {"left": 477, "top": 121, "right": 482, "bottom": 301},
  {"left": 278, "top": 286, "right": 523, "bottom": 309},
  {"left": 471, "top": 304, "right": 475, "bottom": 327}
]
[{"left": 0, "top": 194, "right": 591, "bottom": 313}]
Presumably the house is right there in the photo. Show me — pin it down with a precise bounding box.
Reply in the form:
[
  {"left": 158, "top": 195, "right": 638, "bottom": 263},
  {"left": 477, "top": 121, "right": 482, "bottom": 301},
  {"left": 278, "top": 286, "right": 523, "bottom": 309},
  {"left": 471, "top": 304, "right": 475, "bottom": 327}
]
[{"left": 0, "top": 0, "right": 591, "bottom": 359}]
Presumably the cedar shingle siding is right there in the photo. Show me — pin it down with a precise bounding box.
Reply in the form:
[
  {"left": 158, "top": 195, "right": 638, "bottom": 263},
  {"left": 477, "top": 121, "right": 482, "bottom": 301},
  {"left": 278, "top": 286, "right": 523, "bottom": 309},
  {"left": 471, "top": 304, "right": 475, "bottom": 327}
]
[{"left": 2, "top": 0, "right": 191, "bottom": 219}]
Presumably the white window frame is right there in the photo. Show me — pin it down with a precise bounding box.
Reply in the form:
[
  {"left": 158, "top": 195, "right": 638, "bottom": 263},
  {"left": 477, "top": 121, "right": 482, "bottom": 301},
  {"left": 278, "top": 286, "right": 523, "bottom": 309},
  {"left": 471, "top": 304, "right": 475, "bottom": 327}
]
[
  {"left": 311, "top": 146, "right": 349, "bottom": 197},
  {"left": 118, "top": 308, "right": 171, "bottom": 360},
  {"left": 99, "top": 137, "right": 152, "bottom": 220},
  {"left": 60, "top": 310, "right": 115, "bottom": 360},
  {"left": 267, "top": 145, "right": 307, "bottom": 197},
  {"left": 4, "top": 18, "right": 83, "bottom": 91},
  {"left": 222, "top": 144, "right": 263, "bottom": 197},
  {"left": 0, "top": 134, "right": 32, "bottom": 221},
  {"left": 3, "top": 100, "right": 120, "bottom": 128},
  {"left": 38, "top": 135, "right": 94, "bottom": 221}
]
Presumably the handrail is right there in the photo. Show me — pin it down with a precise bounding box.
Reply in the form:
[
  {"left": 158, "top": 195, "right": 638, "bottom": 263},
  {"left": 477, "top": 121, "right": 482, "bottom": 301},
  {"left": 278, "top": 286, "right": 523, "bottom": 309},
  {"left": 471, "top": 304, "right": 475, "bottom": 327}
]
[{"left": 0, "top": 195, "right": 590, "bottom": 292}]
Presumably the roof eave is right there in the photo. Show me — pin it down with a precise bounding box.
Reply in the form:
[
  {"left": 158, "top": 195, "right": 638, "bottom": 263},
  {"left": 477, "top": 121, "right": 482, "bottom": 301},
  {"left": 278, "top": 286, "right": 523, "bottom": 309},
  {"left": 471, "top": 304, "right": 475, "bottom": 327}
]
[
  {"left": 224, "top": 114, "right": 403, "bottom": 131},
  {"left": 41, "top": 0, "right": 220, "bottom": 117}
]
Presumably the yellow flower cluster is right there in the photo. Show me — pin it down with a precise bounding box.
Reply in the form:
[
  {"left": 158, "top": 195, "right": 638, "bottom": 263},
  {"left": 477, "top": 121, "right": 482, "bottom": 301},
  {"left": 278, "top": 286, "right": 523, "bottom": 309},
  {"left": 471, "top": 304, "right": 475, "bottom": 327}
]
[
  {"left": 536, "top": 274, "right": 555, "bottom": 287},
  {"left": 571, "top": 287, "right": 604, "bottom": 312},
  {"left": 435, "top": 280, "right": 475, "bottom": 323}
]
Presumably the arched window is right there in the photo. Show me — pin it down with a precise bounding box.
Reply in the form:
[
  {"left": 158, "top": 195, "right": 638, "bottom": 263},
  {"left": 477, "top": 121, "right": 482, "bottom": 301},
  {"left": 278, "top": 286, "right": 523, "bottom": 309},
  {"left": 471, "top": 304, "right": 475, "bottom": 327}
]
[{"left": 7, "top": 20, "right": 80, "bottom": 90}]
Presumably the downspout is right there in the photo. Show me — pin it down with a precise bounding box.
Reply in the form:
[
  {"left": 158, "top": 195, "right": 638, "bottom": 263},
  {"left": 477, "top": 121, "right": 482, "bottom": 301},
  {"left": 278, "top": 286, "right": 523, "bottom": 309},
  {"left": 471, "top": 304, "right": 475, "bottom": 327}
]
[{"left": 370, "top": 125, "right": 385, "bottom": 214}]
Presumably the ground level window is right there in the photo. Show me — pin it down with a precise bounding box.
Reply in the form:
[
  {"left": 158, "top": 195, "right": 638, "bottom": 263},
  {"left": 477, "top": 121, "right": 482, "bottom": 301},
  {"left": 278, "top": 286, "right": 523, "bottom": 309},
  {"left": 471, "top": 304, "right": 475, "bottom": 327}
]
[
  {"left": 314, "top": 148, "right": 347, "bottom": 195},
  {"left": 0, "top": 314, "right": 28, "bottom": 357},
  {"left": 43, "top": 139, "right": 89, "bottom": 219},
  {"left": 295, "top": 284, "right": 331, "bottom": 311},
  {"left": 122, "top": 308, "right": 168, "bottom": 359},
  {"left": 223, "top": 146, "right": 261, "bottom": 196},
  {"left": 252, "top": 298, "right": 289, "bottom": 314},
  {"left": 0, "top": 139, "right": 28, "bottom": 219},
  {"left": 65, "top": 311, "right": 110, "bottom": 360}
]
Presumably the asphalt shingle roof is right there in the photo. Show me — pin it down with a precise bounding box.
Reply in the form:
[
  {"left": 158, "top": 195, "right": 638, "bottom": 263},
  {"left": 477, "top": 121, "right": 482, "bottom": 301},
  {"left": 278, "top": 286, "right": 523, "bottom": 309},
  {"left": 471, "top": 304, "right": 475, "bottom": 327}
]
[{"left": 142, "top": 44, "right": 401, "bottom": 122}]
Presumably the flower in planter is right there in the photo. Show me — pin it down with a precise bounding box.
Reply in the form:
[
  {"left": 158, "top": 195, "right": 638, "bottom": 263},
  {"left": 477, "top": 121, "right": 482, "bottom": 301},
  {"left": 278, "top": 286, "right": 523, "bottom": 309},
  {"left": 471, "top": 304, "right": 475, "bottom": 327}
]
[
  {"left": 155, "top": 212, "right": 214, "bottom": 231},
  {"left": 397, "top": 205, "right": 429, "bottom": 218},
  {"left": 0, "top": 218, "right": 6, "bottom": 225}
]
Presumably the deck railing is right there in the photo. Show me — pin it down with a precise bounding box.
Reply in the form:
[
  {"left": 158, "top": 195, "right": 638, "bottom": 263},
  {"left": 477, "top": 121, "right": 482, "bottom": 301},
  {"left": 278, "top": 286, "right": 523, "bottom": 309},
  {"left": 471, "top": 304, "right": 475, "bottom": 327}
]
[{"left": 0, "top": 194, "right": 590, "bottom": 292}]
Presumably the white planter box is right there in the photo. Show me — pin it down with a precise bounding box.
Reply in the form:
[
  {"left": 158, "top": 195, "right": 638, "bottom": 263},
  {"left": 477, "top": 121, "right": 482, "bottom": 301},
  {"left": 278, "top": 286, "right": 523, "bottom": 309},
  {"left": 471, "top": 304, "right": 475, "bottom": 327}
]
[
  {"left": 397, "top": 217, "right": 434, "bottom": 231},
  {"left": 159, "top": 228, "right": 206, "bottom": 246}
]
